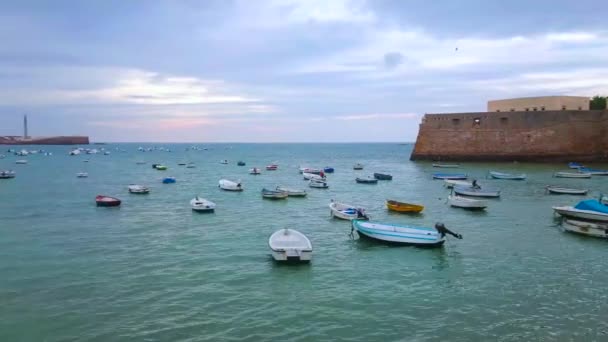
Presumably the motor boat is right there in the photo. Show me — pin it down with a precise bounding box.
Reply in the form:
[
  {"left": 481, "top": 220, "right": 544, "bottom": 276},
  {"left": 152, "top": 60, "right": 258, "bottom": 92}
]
[
  {"left": 0, "top": 170, "right": 16, "bottom": 179},
  {"left": 553, "top": 199, "right": 608, "bottom": 222},
  {"left": 95, "top": 195, "right": 121, "bottom": 207},
  {"left": 249, "top": 167, "right": 261, "bottom": 175},
  {"left": 373, "top": 173, "right": 393, "bottom": 180},
  {"left": 323, "top": 167, "right": 335, "bottom": 173},
  {"left": 128, "top": 184, "right": 150, "bottom": 194},
  {"left": 545, "top": 186, "right": 588, "bottom": 195},
  {"left": 309, "top": 180, "right": 328, "bottom": 188},
  {"left": 220, "top": 159, "right": 228, "bottom": 164},
  {"left": 561, "top": 219, "right": 608, "bottom": 239},
  {"left": 76, "top": 172, "right": 88, "bottom": 178},
  {"left": 190, "top": 196, "right": 216, "bottom": 213},
  {"left": 489, "top": 171, "right": 527, "bottom": 180},
  {"left": 303, "top": 172, "right": 325, "bottom": 181},
  {"left": 237, "top": 161, "right": 246, "bottom": 166},
  {"left": 268, "top": 228, "right": 312, "bottom": 262},
  {"left": 553, "top": 171, "right": 591, "bottom": 178},
  {"left": 355, "top": 177, "right": 378, "bottom": 184},
  {"left": 454, "top": 185, "right": 500, "bottom": 198},
  {"left": 276, "top": 186, "right": 307, "bottom": 197},
  {"left": 329, "top": 200, "right": 369, "bottom": 220},
  {"left": 262, "top": 188, "right": 288, "bottom": 199},
  {"left": 386, "top": 200, "right": 424, "bottom": 213},
  {"left": 186, "top": 163, "right": 196, "bottom": 168},
  {"left": 162, "top": 177, "right": 176, "bottom": 184},
  {"left": 299, "top": 167, "right": 321, "bottom": 174},
  {"left": 432, "top": 173, "right": 467, "bottom": 180},
  {"left": 219, "top": 179, "right": 243, "bottom": 191},
  {"left": 448, "top": 195, "right": 487, "bottom": 210},
  {"left": 155, "top": 164, "right": 168, "bottom": 170},
  {"left": 443, "top": 179, "right": 473, "bottom": 188},
  {"left": 353, "top": 163, "right": 364, "bottom": 170},
  {"left": 15, "top": 160, "right": 27, "bottom": 164},
  {"left": 351, "top": 220, "right": 461, "bottom": 246},
  {"left": 178, "top": 162, "right": 187, "bottom": 166},
  {"left": 266, "top": 164, "right": 278, "bottom": 171}
]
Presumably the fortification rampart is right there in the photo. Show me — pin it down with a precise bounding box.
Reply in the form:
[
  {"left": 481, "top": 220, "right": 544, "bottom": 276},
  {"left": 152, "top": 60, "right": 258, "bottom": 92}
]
[{"left": 410, "top": 110, "right": 608, "bottom": 162}]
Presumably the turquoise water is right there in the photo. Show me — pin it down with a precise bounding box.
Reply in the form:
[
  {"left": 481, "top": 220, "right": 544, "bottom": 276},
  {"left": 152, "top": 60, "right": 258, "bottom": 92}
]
[{"left": 1, "top": 143, "right": 607, "bottom": 341}]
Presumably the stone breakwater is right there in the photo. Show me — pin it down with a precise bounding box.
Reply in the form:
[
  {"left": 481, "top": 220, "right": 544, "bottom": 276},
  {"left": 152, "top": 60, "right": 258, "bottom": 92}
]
[
  {"left": 410, "top": 110, "right": 608, "bottom": 162},
  {"left": 0, "top": 136, "right": 89, "bottom": 145}
]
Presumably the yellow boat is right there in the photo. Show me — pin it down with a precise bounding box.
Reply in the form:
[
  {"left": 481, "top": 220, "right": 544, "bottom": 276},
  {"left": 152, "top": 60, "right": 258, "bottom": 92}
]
[{"left": 386, "top": 200, "right": 424, "bottom": 213}]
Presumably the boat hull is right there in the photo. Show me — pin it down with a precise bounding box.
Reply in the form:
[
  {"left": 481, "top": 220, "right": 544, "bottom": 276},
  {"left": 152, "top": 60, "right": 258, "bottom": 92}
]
[
  {"left": 554, "top": 172, "right": 591, "bottom": 178},
  {"left": 562, "top": 219, "right": 608, "bottom": 239},
  {"left": 268, "top": 229, "right": 312, "bottom": 262},
  {"left": 271, "top": 250, "right": 312, "bottom": 262},
  {"left": 386, "top": 200, "right": 424, "bottom": 213},
  {"left": 489, "top": 172, "right": 526, "bottom": 180},
  {"left": 546, "top": 187, "right": 588, "bottom": 195},
  {"left": 448, "top": 196, "right": 487, "bottom": 210},
  {"left": 373, "top": 173, "right": 393, "bottom": 180},
  {"left": 453, "top": 186, "right": 500, "bottom": 198},
  {"left": 553, "top": 206, "right": 608, "bottom": 222}
]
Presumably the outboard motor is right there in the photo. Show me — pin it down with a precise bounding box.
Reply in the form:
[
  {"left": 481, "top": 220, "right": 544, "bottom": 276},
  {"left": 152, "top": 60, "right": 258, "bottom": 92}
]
[{"left": 435, "top": 222, "right": 462, "bottom": 239}]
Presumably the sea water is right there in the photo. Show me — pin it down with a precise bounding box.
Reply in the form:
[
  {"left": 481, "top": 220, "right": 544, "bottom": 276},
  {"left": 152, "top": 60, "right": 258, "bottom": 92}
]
[{"left": 1, "top": 143, "right": 607, "bottom": 341}]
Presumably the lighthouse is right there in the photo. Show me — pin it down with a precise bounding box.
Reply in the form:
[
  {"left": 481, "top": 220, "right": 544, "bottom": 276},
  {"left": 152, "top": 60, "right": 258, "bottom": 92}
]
[{"left": 23, "top": 115, "right": 29, "bottom": 139}]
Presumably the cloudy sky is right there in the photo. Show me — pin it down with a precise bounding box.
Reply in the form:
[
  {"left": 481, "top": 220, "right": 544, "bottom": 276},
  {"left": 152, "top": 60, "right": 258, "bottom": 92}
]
[{"left": 1, "top": 0, "right": 607, "bottom": 142}]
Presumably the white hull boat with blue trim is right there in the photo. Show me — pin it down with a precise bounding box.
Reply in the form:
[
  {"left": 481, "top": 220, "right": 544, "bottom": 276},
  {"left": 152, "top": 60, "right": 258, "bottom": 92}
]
[
  {"left": 268, "top": 228, "right": 312, "bottom": 262},
  {"left": 561, "top": 219, "right": 608, "bottom": 239},
  {"left": 454, "top": 186, "right": 501, "bottom": 198},
  {"left": 545, "top": 186, "right": 588, "bottom": 195},
  {"left": 489, "top": 171, "right": 527, "bottom": 180},
  {"left": 552, "top": 206, "right": 608, "bottom": 222},
  {"left": 303, "top": 172, "right": 325, "bottom": 181},
  {"left": 329, "top": 200, "right": 369, "bottom": 220},
  {"left": 219, "top": 179, "right": 243, "bottom": 191},
  {"left": 191, "top": 197, "right": 216, "bottom": 212},
  {"left": 351, "top": 220, "right": 462, "bottom": 246},
  {"left": 553, "top": 172, "right": 591, "bottom": 178},
  {"left": 443, "top": 179, "right": 473, "bottom": 188},
  {"left": 448, "top": 195, "right": 487, "bottom": 210}
]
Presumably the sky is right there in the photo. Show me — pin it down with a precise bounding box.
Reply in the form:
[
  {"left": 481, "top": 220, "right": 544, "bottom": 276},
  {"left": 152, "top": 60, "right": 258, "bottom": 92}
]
[{"left": 0, "top": 0, "right": 607, "bottom": 142}]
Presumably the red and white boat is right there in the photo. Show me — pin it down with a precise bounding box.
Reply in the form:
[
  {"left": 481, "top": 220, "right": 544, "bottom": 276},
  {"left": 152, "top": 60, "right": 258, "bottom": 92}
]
[
  {"left": 266, "top": 163, "right": 278, "bottom": 171},
  {"left": 96, "top": 195, "right": 121, "bottom": 207}
]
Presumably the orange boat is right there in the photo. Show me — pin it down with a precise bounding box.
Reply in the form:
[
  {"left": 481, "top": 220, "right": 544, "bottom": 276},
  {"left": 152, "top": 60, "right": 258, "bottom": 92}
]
[{"left": 386, "top": 200, "right": 424, "bottom": 213}]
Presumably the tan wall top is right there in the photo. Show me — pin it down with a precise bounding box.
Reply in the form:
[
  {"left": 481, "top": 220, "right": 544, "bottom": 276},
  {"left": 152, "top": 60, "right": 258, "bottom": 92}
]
[{"left": 487, "top": 96, "right": 589, "bottom": 112}]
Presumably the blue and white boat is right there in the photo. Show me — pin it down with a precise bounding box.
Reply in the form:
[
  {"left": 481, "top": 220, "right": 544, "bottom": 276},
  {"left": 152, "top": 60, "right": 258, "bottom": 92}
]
[
  {"left": 351, "top": 220, "right": 461, "bottom": 246},
  {"left": 454, "top": 185, "right": 501, "bottom": 198},
  {"left": 553, "top": 199, "right": 608, "bottom": 222},
  {"left": 489, "top": 171, "right": 527, "bottom": 180},
  {"left": 432, "top": 173, "right": 467, "bottom": 180},
  {"left": 578, "top": 167, "right": 608, "bottom": 176}
]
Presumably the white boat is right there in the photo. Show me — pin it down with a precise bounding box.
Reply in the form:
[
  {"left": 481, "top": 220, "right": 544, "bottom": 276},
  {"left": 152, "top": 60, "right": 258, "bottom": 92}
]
[
  {"left": 432, "top": 163, "right": 460, "bottom": 168},
  {"left": 303, "top": 172, "right": 325, "bottom": 181},
  {"left": 329, "top": 200, "right": 369, "bottom": 220},
  {"left": 454, "top": 186, "right": 500, "bottom": 198},
  {"left": 545, "top": 186, "right": 588, "bottom": 195},
  {"left": 69, "top": 149, "right": 81, "bottom": 156},
  {"left": 268, "top": 228, "right": 312, "bottom": 262},
  {"left": 249, "top": 167, "right": 261, "bottom": 175},
  {"left": 552, "top": 206, "right": 608, "bottom": 222},
  {"left": 448, "top": 195, "right": 487, "bottom": 210},
  {"left": 353, "top": 163, "right": 364, "bottom": 170},
  {"left": 76, "top": 172, "right": 88, "bottom": 178},
  {"left": 276, "top": 186, "right": 307, "bottom": 197},
  {"left": 219, "top": 179, "right": 243, "bottom": 191},
  {"left": 299, "top": 167, "right": 321, "bottom": 174},
  {"left": 220, "top": 159, "right": 228, "bottom": 164},
  {"left": 190, "top": 196, "right": 216, "bottom": 212},
  {"left": 351, "top": 220, "right": 461, "bottom": 246},
  {"left": 262, "top": 188, "right": 288, "bottom": 199},
  {"left": 489, "top": 171, "right": 526, "bottom": 180},
  {"left": 309, "top": 180, "right": 328, "bottom": 188},
  {"left": 128, "top": 184, "right": 150, "bottom": 194},
  {"left": 0, "top": 170, "right": 16, "bottom": 179},
  {"left": 186, "top": 163, "right": 196, "bottom": 168},
  {"left": 443, "top": 179, "right": 473, "bottom": 188},
  {"left": 553, "top": 171, "right": 591, "bottom": 178},
  {"left": 15, "top": 160, "right": 28, "bottom": 164},
  {"left": 561, "top": 219, "right": 608, "bottom": 239}
]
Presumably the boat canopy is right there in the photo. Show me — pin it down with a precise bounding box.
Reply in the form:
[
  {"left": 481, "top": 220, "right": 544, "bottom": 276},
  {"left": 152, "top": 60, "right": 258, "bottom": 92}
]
[{"left": 574, "top": 200, "right": 608, "bottom": 214}]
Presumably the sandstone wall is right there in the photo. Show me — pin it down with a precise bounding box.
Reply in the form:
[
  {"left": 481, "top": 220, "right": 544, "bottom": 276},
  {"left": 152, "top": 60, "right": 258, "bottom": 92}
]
[{"left": 410, "top": 110, "right": 608, "bottom": 162}]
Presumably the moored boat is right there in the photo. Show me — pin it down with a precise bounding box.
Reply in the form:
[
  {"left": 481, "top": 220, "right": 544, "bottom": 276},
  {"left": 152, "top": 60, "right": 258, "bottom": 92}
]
[
  {"left": 323, "top": 167, "right": 335, "bottom": 173},
  {"left": 268, "top": 228, "right": 312, "bottom": 262},
  {"left": 128, "top": 184, "right": 150, "bottom": 194},
  {"left": 262, "top": 188, "right": 288, "bottom": 199},
  {"left": 162, "top": 177, "right": 176, "bottom": 184},
  {"left": 448, "top": 195, "right": 487, "bottom": 210},
  {"left": 443, "top": 179, "right": 473, "bottom": 188},
  {"left": 432, "top": 163, "right": 460, "bottom": 168},
  {"left": 76, "top": 172, "right": 88, "bottom": 178},
  {"left": 303, "top": 172, "right": 325, "bottom": 181},
  {"left": 190, "top": 196, "right": 216, "bottom": 212},
  {"left": 489, "top": 171, "right": 527, "bottom": 180},
  {"left": 0, "top": 170, "right": 16, "bottom": 179},
  {"left": 454, "top": 185, "right": 500, "bottom": 198},
  {"left": 578, "top": 167, "right": 608, "bottom": 176},
  {"left": 219, "top": 179, "right": 243, "bottom": 191},
  {"left": 155, "top": 164, "right": 168, "bottom": 170},
  {"left": 309, "top": 180, "right": 328, "bottom": 188},
  {"left": 432, "top": 173, "right": 467, "bottom": 180},
  {"left": 220, "top": 159, "right": 228, "bottom": 164},
  {"left": 95, "top": 195, "right": 121, "bottom": 207},
  {"left": 353, "top": 163, "right": 364, "bottom": 170},
  {"left": 553, "top": 171, "right": 591, "bottom": 178},
  {"left": 553, "top": 199, "right": 608, "bottom": 222},
  {"left": 568, "top": 162, "right": 584, "bottom": 169},
  {"left": 355, "top": 177, "right": 378, "bottom": 184},
  {"left": 561, "top": 219, "right": 608, "bottom": 239},
  {"left": 249, "top": 167, "right": 261, "bottom": 175},
  {"left": 545, "top": 186, "right": 588, "bottom": 195},
  {"left": 15, "top": 159, "right": 28, "bottom": 164},
  {"left": 386, "top": 200, "right": 424, "bottom": 213},
  {"left": 351, "top": 220, "right": 461, "bottom": 246},
  {"left": 186, "top": 162, "right": 196, "bottom": 168},
  {"left": 329, "top": 200, "right": 369, "bottom": 220},
  {"left": 373, "top": 173, "right": 393, "bottom": 180},
  {"left": 276, "top": 186, "right": 307, "bottom": 197},
  {"left": 237, "top": 161, "right": 246, "bottom": 166},
  {"left": 266, "top": 163, "right": 278, "bottom": 171}
]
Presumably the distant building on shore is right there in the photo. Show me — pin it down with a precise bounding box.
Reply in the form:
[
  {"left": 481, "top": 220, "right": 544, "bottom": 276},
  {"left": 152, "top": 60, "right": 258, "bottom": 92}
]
[
  {"left": 410, "top": 95, "right": 608, "bottom": 162},
  {"left": 0, "top": 115, "right": 89, "bottom": 145}
]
